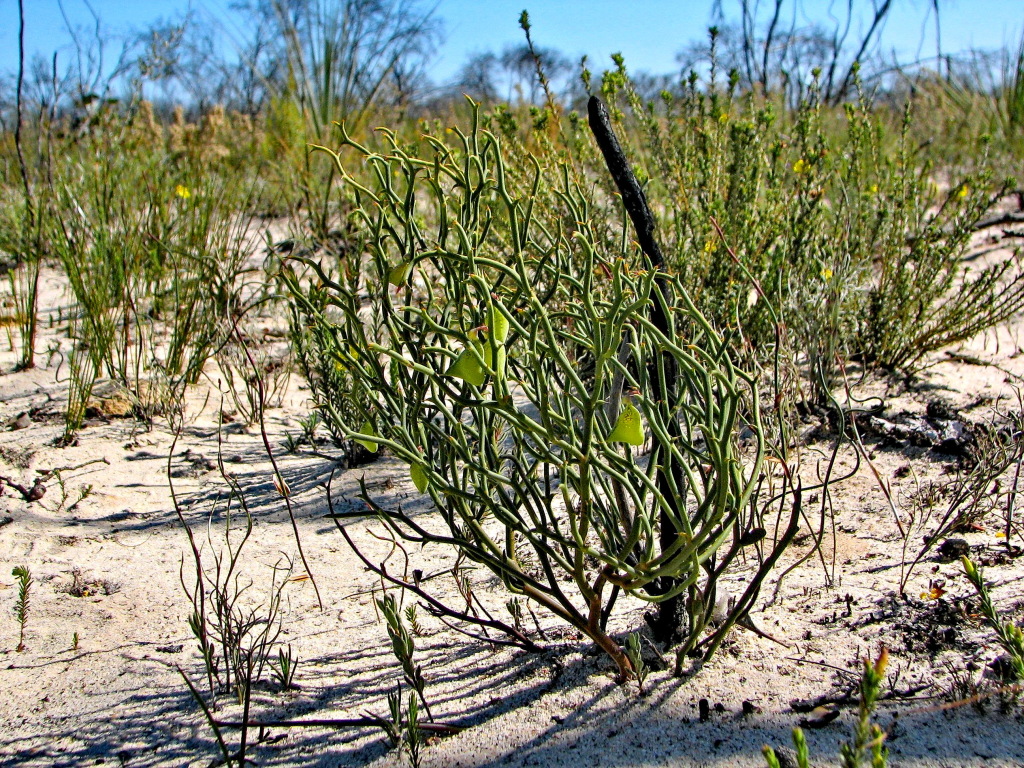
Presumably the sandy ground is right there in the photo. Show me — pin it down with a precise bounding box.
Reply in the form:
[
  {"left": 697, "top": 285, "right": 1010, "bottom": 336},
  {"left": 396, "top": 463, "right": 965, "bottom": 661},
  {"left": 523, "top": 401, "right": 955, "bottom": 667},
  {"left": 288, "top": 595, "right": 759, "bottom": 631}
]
[{"left": 2, "top": 259, "right": 1024, "bottom": 767}]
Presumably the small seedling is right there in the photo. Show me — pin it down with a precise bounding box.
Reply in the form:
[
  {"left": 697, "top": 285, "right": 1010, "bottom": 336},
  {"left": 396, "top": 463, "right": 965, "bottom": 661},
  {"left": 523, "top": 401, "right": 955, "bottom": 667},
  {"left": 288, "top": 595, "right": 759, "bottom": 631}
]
[
  {"left": 12, "top": 566, "right": 31, "bottom": 652},
  {"left": 764, "top": 648, "right": 890, "bottom": 768},
  {"left": 71, "top": 632, "right": 79, "bottom": 651},
  {"left": 377, "top": 592, "right": 433, "bottom": 721},
  {"left": 71, "top": 484, "right": 92, "bottom": 510},
  {"left": 506, "top": 598, "right": 524, "bottom": 633},
  {"left": 298, "top": 411, "right": 320, "bottom": 445},
  {"left": 406, "top": 691, "right": 423, "bottom": 768},
  {"left": 962, "top": 556, "right": 1024, "bottom": 680},
  {"left": 404, "top": 604, "right": 424, "bottom": 637},
  {"left": 384, "top": 685, "right": 404, "bottom": 746},
  {"left": 51, "top": 469, "right": 69, "bottom": 510},
  {"left": 43, "top": 469, "right": 94, "bottom": 513},
  {"left": 624, "top": 632, "right": 649, "bottom": 691},
  {"left": 271, "top": 644, "right": 299, "bottom": 690},
  {"left": 943, "top": 659, "right": 991, "bottom": 713}
]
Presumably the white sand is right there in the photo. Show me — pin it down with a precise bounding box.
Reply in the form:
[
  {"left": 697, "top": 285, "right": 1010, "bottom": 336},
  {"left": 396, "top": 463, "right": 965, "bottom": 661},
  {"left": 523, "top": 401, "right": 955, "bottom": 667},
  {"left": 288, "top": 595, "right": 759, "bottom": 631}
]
[{"left": 2, "top": 260, "right": 1024, "bottom": 767}]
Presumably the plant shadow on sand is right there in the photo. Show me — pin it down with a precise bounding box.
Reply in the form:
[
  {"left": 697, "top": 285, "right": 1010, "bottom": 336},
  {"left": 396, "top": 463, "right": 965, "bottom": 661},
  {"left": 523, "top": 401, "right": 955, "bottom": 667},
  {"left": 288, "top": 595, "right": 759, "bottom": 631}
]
[
  {"left": 25, "top": 645, "right": 1014, "bottom": 768},
  {"left": 5, "top": 377, "right": 1024, "bottom": 768}
]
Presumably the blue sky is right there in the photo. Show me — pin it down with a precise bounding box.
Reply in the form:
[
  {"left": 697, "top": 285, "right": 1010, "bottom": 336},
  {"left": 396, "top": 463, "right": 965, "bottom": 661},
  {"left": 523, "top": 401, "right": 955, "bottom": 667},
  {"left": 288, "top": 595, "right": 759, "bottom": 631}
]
[{"left": 1, "top": 0, "right": 1022, "bottom": 87}]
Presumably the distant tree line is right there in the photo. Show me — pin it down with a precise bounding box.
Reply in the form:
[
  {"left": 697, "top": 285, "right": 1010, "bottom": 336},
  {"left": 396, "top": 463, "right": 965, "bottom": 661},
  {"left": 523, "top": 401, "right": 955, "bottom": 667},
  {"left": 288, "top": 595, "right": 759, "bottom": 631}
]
[{"left": 0, "top": 0, "right": 1013, "bottom": 129}]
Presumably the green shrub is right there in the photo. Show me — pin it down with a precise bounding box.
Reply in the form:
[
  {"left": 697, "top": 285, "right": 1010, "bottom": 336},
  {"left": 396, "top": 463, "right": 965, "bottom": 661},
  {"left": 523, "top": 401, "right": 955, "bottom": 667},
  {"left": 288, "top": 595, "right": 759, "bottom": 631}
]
[
  {"left": 50, "top": 104, "right": 266, "bottom": 437},
  {"left": 285, "top": 109, "right": 797, "bottom": 680},
  {"left": 595, "top": 57, "right": 1023, "bottom": 400}
]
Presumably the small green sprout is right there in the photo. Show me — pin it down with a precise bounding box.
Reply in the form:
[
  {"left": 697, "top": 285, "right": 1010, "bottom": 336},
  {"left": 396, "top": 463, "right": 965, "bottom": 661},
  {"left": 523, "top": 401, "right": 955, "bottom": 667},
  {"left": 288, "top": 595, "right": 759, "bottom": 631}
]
[{"left": 12, "top": 566, "right": 31, "bottom": 652}]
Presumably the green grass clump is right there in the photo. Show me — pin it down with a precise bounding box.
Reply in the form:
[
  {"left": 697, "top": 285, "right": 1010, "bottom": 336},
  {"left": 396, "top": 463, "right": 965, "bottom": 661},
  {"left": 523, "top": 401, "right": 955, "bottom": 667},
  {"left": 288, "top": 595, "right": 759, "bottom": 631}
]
[{"left": 48, "top": 103, "right": 269, "bottom": 438}]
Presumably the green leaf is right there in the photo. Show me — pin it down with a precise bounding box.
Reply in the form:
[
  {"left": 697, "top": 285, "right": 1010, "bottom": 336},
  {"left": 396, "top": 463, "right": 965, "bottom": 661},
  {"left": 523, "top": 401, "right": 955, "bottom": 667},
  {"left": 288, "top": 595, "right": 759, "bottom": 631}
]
[
  {"left": 387, "top": 261, "right": 411, "bottom": 286},
  {"left": 410, "top": 463, "right": 429, "bottom": 493},
  {"left": 608, "top": 400, "right": 645, "bottom": 446},
  {"left": 447, "top": 345, "right": 486, "bottom": 386},
  {"left": 487, "top": 301, "right": 510, "bottom": 343},
  {"left": 354, "top": 420, "right": 379, "bottom": 453},
  {"left": 485, "top": 341, "right": 506, "bottom": 382}
]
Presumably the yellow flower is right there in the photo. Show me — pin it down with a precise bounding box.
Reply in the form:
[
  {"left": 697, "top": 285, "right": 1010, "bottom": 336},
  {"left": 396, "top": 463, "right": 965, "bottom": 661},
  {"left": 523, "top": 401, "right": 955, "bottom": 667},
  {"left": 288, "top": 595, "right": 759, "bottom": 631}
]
[
  {"left": 792, "top": 158, "right": 809, "bottom": 174},
  {"left": 869, "top": 184, "right": 879, "bottom": 195},
  {"left": 175, "top": 184, "right": 191, "bottom": 199},
  {"left": 920, "top": 586, "right": 945, "bottom": 601},
  {"left": 717, "top": 112, "right": 730, "bottom": 124},
  {"left": 956, "top": 184, "right": 969, "bottom": 199},
  {"left": 820, "top": 267, "right": 834, "bottom": 280}
]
